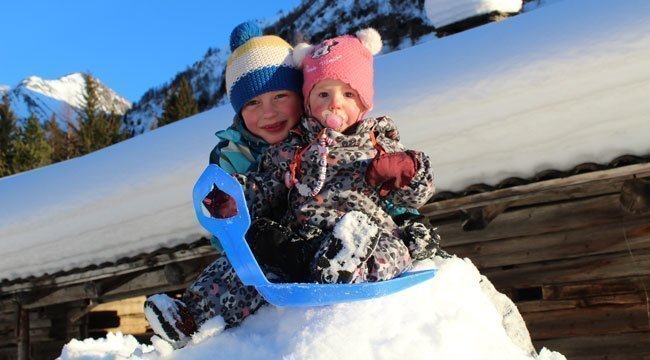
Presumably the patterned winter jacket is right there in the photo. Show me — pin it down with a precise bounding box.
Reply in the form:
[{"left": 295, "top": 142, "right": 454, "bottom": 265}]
[
  {"left": 208, "top": 115, "right": 270, "bottom": 251},
  {"left": 237, "top": 115, "right": 435, "bottom": 236},
  {"left": 209, "top": 115, "right": 270, "bottom": 173}
]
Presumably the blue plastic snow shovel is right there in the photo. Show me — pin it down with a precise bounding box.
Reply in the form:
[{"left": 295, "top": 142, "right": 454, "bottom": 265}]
[{"left": 192, "top": 164, "right": 437, "bottom": 307}]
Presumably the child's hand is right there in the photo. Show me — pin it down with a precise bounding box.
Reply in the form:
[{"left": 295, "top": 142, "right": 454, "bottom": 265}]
[
  {"left": 365, "top": 151, "right": 417, "bottom": 196},
  {"left": 202, "top": 187, "right": 238, "bottom": 219}
]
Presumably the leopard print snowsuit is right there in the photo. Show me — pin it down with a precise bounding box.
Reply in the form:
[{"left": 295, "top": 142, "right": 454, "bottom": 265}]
[{"left": 237, "top": 115, "right": 436, "bottom": 283}]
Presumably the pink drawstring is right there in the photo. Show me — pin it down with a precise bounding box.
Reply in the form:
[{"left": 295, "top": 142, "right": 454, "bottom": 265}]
[{"left": 285, "top": 128, "right": 336, "bottom": 197}]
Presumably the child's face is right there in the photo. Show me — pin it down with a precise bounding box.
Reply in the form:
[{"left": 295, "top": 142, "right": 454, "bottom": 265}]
[
  {"left": 241, "top": 90, "right": 302, "bottom": 144},
  {"left": 308, "top": 79, "right": 365, "bottom": 133}
]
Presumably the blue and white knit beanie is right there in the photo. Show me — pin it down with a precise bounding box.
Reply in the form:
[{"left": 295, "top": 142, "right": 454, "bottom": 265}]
[{"left": 226, "top": 22, "right": 303, "bottom": 114}]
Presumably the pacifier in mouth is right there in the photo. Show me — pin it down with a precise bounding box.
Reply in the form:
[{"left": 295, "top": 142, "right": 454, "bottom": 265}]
[{"left": 323, "top": 111, "right": 344, "bottom": 130}]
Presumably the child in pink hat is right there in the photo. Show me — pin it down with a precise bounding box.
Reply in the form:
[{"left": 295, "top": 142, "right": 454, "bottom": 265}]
[{"left": 215, "top": 28, "right": 436, "bottom": 284}]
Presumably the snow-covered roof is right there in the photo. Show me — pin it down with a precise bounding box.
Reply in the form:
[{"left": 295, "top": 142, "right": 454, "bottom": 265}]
[
  {"left": 424, "top": 0, "right": 522, "bottom": 28},
  {"left": 1, "top": 0, "right": 649, "bottom": 281}
]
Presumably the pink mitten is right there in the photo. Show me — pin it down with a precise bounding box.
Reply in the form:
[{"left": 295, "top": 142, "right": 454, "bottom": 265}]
[
  {"left": 202, "top": 187, "right": 238, "bottom": 218},
  {"left": 365, "top": 151, "right": 418, "bottom": 196}
]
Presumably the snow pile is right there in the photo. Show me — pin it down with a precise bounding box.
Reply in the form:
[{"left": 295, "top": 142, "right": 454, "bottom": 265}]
[
  {"left": 424, "top": 0, "right": 522, "bottom": 28},
  {"left": 329, "top": 211, "right": 379, "bottom": 277},
  {"left": 57, "top": 257, "right": 566, "bottom": 360},
  {"left": 58, "top": 332, "right": 153, "bottom": 359}
]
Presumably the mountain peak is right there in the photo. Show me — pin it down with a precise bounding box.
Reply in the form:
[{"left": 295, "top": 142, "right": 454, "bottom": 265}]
[{"left": 6, "top": 73, "right": 131, "bottom": 125}]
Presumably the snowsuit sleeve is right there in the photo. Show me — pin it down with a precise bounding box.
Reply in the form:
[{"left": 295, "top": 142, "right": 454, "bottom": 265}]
[
  {"left": 373, "top": 117, "right": 435, "bottom": 210},
  {"left": 234, "top": 147, "right": 289, "bottom": 219}
]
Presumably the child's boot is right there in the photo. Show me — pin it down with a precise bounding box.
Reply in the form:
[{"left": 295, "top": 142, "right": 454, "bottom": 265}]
[
  {"left": 143, "top": 294, "right": 198, "bottom": 348},
  {"left": 313, "top": 211, "right": 380, "bottom": 284},
  {"left": 246, "top": 218, "right": 318, "bottom": 282}
]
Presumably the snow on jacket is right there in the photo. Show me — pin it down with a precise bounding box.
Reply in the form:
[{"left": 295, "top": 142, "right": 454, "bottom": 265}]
[
  {"left": 237, "top": 115, "right": 435, "bottom": 236},
  {"left": 209, "top": 115, "right": 270, "bottom": 174}
]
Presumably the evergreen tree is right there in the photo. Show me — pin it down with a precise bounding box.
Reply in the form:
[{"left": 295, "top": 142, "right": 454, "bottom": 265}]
[
  {"left": 45, "top": 114, "right": 75, "bottom": 163},
  {"left": 70, "top": 73, "right": 125, "bottom": 155},
  {"left": 0, "top": 94, "right": 19, "bottom": 176},
  {"left": 12, "top": 113, "right": 53, "bottom": 173},
  {"left": 158, "top": 77, "right": 198, "bottom": 127}
]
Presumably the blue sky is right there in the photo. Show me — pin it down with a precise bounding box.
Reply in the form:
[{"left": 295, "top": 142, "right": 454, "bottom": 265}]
[{"left": 0, "top": 0, "right": 302, "bottom": 102}]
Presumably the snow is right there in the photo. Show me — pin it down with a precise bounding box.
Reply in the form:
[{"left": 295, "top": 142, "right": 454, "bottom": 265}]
[
  {"left": 23, "top": 74, "right": 88, "bottom": 109},
  {"left": 425, "top": 0, "right": 522, "bottom": 28},
  {"left": 328, "top": 211, "right": 379, "bottom": 279},
  {"left": 1, "top": 0, "right": 649, "bottom": 283},
  {"left": 374, "top": 0, "right": 650, "bottom": 191},
  {"left": 4, "top": 73, "right": 131, "bottom": 125},
  {"left": 58, "top": 332, "right": 154, "bottom": 359},
  {"left": 57, "top": 257, "right": 566, "bottom": 359}
]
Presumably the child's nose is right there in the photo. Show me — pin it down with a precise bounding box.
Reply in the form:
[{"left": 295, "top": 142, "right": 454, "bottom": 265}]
[
  {"left": 262, "top": 101, "right": 278, "bottom": 117},
  {"left": 329, "top": 93, "right": 343, "bottom": 109}
]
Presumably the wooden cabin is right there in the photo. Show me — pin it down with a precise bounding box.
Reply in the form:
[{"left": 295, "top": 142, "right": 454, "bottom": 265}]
[
  {"left": 422, "top": 155, "right": 650, "bottom": 359},
  {"left": 0, "top": 239, "right": 219, "bottom": 359},
  {"left": 2, "top": 155, "right": 649, "bottom": 359}
]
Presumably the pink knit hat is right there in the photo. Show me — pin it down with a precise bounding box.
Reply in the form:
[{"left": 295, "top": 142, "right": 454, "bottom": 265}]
[{"left": 293, "top": 28, "right": 383, "bottom": 115}]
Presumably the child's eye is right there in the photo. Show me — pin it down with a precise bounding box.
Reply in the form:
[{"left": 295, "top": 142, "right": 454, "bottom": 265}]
[
  {"left": 244, "top": 99, "right": 260, "bottom": 108},
  {"left": 275, "top": 92, "right": 288, "bottom": 100},
  {"left": 318, "top": 92, "right": 329, "bottom": 98},
  {"left": 344, "top": 92, "right": 356, "bottom": 98}
]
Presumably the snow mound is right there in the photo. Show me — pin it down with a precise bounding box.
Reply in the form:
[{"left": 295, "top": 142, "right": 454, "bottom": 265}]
[
  {"left": 58, "top": 257, "right": 565, "bottom": 360},
  {"left": 58, "top": 332, "right": 153, "bottom": 359}
]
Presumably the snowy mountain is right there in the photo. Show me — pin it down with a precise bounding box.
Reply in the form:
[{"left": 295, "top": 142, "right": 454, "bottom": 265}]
[
  {"left": 3, "top": 73, "right": 131, "bottom": 126},
  {"left": 125, "top": 48, "right": 228, "bottom": 135}
]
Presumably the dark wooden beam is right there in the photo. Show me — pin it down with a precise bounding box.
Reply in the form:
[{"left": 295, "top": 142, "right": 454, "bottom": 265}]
[
  {"left": 460, "top": 202, "right": 510, "bottom": 231},
  {"left": 523, "top": 302, "right": 650, "bottom": 340},
  {"left": 535, "top": 331, "right": 650, "bottom": 360},
  {"left": 421, "top": 162, "right": 650, "bottom": 218},
  {"left": 164, "top": 263, "right": 185, "bottom": 285},
  {"left": 446, "top": 216, "right": 650, "bottom": 268},
  {"left": 1, "top": 243, "right": 216, "bottom": 293},
  {"left": 483, "top": 248, "right": 650, "bottom": 289},
  {"left": 620, "top": 177, "right": 650, "bottom": 214},
  {"left": 16, "top": 304, "right": 29, "bottom": 360},
  {"left": 436, "top": 193, "right": 648, "bottom": 247}
]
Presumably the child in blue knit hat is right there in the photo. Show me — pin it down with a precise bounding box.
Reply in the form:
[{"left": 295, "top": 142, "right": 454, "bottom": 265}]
[{"left": 143, "top": 22, "right": 305, "bottom": 348}]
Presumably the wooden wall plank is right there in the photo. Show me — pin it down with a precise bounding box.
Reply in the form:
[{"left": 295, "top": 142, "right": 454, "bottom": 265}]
[
  {"left": 523, "top": 303, "right": 650, "bottom": 340},
  {"left": 542, "top": 276, "right": 650, "bottom": 300},
  {"left": 447, "top": 217, "right": 650, "bottom": 268},
  {"left": 535, "top": 331, "right": 650, "bottom": 360},
  {"left": 517, "top": 293, "right": 646, "bottom": 313},
  {"left": 421, "top": 162, "right": 650, "bottom": 218},
  {"left": 484, "top": 249, "right": 650, "bottom": 289},
  {"left": 435, "top": 194, "right": 650, "bottom": 246}
]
